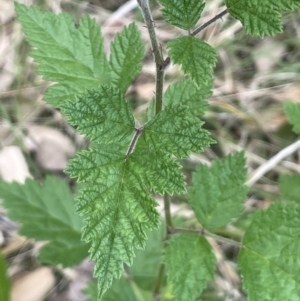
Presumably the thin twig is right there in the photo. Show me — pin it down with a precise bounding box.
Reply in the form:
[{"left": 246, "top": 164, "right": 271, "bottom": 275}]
[
  {"left": 247, "top": 139, "right": 300, "bottom": 186},
  {"left": 191, "top": 8, "right": 228, "bottom": 36},
  {"left": 171, "top": 228, "right": 242, "bottom": 248},
  {"left": 152, "top": 263, "right": 165, "bottom": 300},
  {"left": 126, "top": 127, "right": 143, "bottom": 157},
  {"left": 104, "top": 0, "right": 138, "bottom": 27},
  {"left": 163, "top": 194, "right": 173, "bottom": 233}
]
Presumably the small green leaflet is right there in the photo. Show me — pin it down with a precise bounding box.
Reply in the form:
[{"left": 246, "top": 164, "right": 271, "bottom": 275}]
[
  {"left": 163, "top": 78, "right": 211, "bottom": 116},
  {"left": 61, "top": 86, "right": 135, "bottom": 143},
  {"left": 15, "top": 2, "right": 110, "bottom": 107},
  {"left": 62, "top": 84, "right": 212, "bottom": 298},
  {"left": 238, "top": 202, "right": 300, "bottom": 301},
  {"left": 279, "top": 174, "right": 300, "bottom": 203},
  {"left": 109, "top": 23, "right": 145, "bottom": 93},
  {"left": 167, "top": 36, "right": 217, "bottom": 88},
  {"left": 0, "top": 253, "right": 10, "bottom": 301},
  {"left": 15, "top": 3, "right": 144, "bottom": 108},
  {"left": 144, "top": 104, "right": 214, "bottom": 158},
  {"left": 189, "top": 152, "right": 248, "bottom": 229},
  {"left": 158, "top": 0, "right": 205, "bottom": 30},
  {"left": 226, "top": 0, "right": 300, "bottom": 37},
  {"left": 283, "top": 102, "right": 300, "bottom": 134},
  {"left": 164, "top": 234, "right": 215, "bottom": 301},
  {"left": 0, "top": 177, "right": 88, "bottom": 267}
]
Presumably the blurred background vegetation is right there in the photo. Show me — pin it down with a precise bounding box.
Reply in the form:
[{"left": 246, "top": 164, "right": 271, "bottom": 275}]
[{"left": 0, "top": 0, "right": 300, "bottom": 300}]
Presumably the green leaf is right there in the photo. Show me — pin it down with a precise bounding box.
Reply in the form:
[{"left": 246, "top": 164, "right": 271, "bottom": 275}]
[
  {"left": 110, "top": 23, "right": 145, "bottom": 93},
  {"left": 279, "top": 173, "right": 300, "bottom": 203},
  {"left": 158, "top": 0, "right": 205, "bottom": 30},
  {"left": 131, "top": 223, "right": 164, "bottom": 290},
  {"left": 0, "top": 253, "right": 10, "bottom": 301},
  {"left": 15, "top": 2, "right": 111, "bottom": 107},
  {"left": 61, "top": 86, "right": 135, "bottom": 143},
  {"left": 238, "top": 202, "right": 300, "bottom": 301},
  {"left": 163, "top": 78, "right": 211, "bottom": 115},
  {"left": 83, "top": 278, "right": 151, "bottom": 301},
  {"left": 164, "top": 234, "right": 216, "bottom": 301},
  {"left": 189, "top": 152, "right": 248, "bottom": 229},
  {"left": 146, "top": 98, "right": 156, "bottom": 121},
  {"left": 144, "top": 104, "right": 214, "bottom": 158},
  {"left": 283, "top": 102, "right": 300, "bottom": 134},
  {"left": 226, "top": 0, "right": 300, "bottom": 37},
  {"left": 66, "top": 143, "right": 161, "bottom": 299},
  {"left": 0, "top": 177, "right": 88, "bottom": 267},
  {"left": 167, "top": 36, "right": 217, "bottom": 88}
]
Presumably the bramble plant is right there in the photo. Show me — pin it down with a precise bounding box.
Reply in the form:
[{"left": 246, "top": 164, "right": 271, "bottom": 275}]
[{"left": 1, "top": 1, "right": 300, "bottom": 301}]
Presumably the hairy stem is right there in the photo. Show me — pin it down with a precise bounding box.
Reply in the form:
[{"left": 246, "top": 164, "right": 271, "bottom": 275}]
[
  {"left": 191, "top": 8, "right": 228, "bottom": 36},
  {"left": 163, "top": 194, "right": 173, "bottom": 233},
  {"left": 152, "top": 263, "right": 165, "bottom": 300},
  {"left": 171, "top": 228, "right": 242, "bottom": 248},
  {"left": 137, "top": 0, "right": 164, "bottom": 114}
]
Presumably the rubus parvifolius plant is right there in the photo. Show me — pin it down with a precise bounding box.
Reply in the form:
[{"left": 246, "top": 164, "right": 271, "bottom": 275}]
[{"left": 13, "top": 1, "right": 300, "bottom": 300}]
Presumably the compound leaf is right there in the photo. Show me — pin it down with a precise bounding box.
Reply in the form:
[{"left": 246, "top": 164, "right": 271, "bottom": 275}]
[
  {"left": 226, "top": 0, "right": 300, "bottom": 37},
  {"left": 239, "top": 202, "right": 300, "bottom": 301},
  {"left": 158, "top": 0, "right": 205, "bottom": 30},
  {"left": 66, "top": 143, "right": 161, "bottom": 299},
  {"left": 283, "top": 102, "right": 300, "bottom": 134},
  {"left": 279, "top": 174, "right": 300, "bottom": 203},
  {"left": 189, "top": 152, "right": 248, "bottom": 229},
  {"left": 110, "top": 23, "right": 145, "bottom": 93},
  {"left": 0, "top": 253, "right": 10, "bottom": 301},
  {"left": 61, "top": 86, "right": 135, "bottom": 143},
  {"left": 144, "top": 105, "right": 214, "bottom": 158},
  {"left": 15, "top": 2, "right": 111, "bottom": 107},
  {"left": 163, "top": 78, "right": 211, "bottom": 115},
  {"left": 0, "top": 177, "right": 88, "bottom": 267},
  {"left": 167, "top": 36, "right": 217, "bottom": 88},
  {"left": 164, "top": 234, "right": 215, "bottom": 301}
]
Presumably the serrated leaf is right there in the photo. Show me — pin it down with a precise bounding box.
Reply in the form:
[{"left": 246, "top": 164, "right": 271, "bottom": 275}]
[
  {"left": 110, "top": 23, "right": 145, "bottom": 93},
  {"left": 0, "top": 177, "right": 88, "bottom": 267},
  {"left": 158, "top": 0, "right": 205, "bottom": 30},
  {"left": 163, "top": 78, "right": 211, "bottom": 115},
  {"left": 144, "top": 104, "right": 214, "bottom": 158},
  {"left": 226, "top": 0, "right": 300, "bottom": 37},
  {"left": 167, "top": 36, "right": 217, "bottom": 88},
  {"left": 189, "top": 152, "right": 248, "bottom": 229},
  {"left": 164, "top": 234, "right": 216, "bottom": 301},
  {"left": 66, "top": 143, "right": 161, "bottom": 299},
  {"left": 279, "top": 173, "right": 300, "bottom": 203},
  {"left": 15, "top": 2, "right": 111, "bottom": 107},
  {"left": 238, "top": 202, "right": 300, "bottom": 301},
  {"left": 61, "top": 86, "right": 135, "bottom": 143},
  {"left": 283, "top": 102, "right": 300, "bottom": 134},
  {"left": 0, "top": 253, "right": 10, "bottom": 301}
]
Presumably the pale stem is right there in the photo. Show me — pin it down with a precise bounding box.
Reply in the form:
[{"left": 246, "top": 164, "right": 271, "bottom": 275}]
[{"left": 247, "top": 139, "right": 300, "bottom": 186}]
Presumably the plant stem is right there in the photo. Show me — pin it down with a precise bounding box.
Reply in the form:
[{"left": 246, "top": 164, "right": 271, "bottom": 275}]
[
  {"left": 171, "top": 228, "right": 242, "bottom": 248},
  {"left": 137, "top": 0, "right": 164, "bottom": 114},
  {"left": 163, "top": 194, "right": 173, "bottom": 233},
  {"left": 152, "top": 263, "right": 165, "bottom": 300},
  {"left": 190, "top": 8, "right": 228, "bottom": 36}
]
